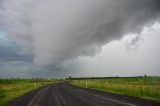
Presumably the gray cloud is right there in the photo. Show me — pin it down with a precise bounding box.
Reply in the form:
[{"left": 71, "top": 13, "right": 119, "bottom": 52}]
[
  {"left": 0, "top": 0, "right": 34, "bottom": 55},
  {"left": 0, "top": 0, "right": 160, "bottom": 69},
  {"left": 0, "top": 43, "right": 32, "bottom": 62},
  {"left": 125, "top": 35, "right": 144, "bottom": 50}
]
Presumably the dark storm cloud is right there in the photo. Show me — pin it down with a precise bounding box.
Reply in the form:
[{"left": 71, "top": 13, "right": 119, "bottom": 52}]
[
  {"left": 0, "top": 44, "right": 32, "bottom": 62},
  {"left": 31, "top": 0, "right": 160, "bottom": 67},
  {"left": 0, "top": 0, "right": 160, "bottom": 69}
]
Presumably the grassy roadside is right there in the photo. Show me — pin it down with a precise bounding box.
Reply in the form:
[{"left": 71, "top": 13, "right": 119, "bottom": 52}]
[
  {"left": 71, "top": 77, "right": 160, "bottom": 102},
  {"left": 0, "top": 79, "right": 62, "bottom": 106}
]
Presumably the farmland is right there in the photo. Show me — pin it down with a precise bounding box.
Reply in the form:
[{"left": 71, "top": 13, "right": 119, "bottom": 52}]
[
  {"left": 0, "top": 79, "right": 60, "bottom": 106},
  {"left": 71, "top": 76, "right": 160, "bottom": 102}
]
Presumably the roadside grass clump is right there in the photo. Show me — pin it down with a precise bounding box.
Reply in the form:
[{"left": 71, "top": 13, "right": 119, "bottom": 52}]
[
  {"left": 0, "top": 79, "right": 62, "bottom": 106},
  {"left": 71, "top": 77, "right": 160, "bottom": 102},
  {"left": 0, "top": 87, "right": 5, "bottom": 98}
]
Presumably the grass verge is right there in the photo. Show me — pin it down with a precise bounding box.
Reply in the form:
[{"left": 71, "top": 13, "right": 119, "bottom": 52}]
[
  {"left": 71, "top": 77, "right": 160, "bottom": 102},
  {"left": 0, "top": 79, "right": 62, "bottom": 106}
]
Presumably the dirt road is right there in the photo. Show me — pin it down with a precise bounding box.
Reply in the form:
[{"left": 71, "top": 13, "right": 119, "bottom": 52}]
[{"left": 9, "top": 82, "right": 160, "bottom": 106}]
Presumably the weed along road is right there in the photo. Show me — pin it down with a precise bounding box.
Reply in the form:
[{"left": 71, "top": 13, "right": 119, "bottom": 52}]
[{"left": 9, "top": 82, "right": 160, "bottom": 106}]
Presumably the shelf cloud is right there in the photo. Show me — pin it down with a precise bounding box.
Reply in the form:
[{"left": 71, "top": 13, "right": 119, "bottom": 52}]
[{"left": 0, "top": 0, "right": 160, "bottom": 70}]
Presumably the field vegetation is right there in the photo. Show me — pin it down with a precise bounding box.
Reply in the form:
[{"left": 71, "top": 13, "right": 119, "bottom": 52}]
[
  {"left": 71, "top": 76, "right": 160, "bottom": 102},
  {"left": 0, "top": 79, "right": 61, "bottom": 106}
]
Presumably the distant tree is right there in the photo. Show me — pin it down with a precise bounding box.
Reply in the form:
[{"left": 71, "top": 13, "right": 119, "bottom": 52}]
[{"left": 144, "top": 74, "right": 147, "bottom": 78}]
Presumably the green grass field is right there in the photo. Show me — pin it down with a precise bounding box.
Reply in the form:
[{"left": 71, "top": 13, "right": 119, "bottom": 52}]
[
  {"left": 0, "top": 79, "right": 61, "bottom": 106},
  {"left": 71, "top": 77, "right": 160, "bottom": 102}
]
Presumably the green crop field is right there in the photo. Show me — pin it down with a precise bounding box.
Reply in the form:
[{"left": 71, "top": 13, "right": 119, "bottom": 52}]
[
  {"left": 0, "top": 79, "right": 61, "bottom": 106},
  {"left": 71, "top": 77, "right": 160, "bottom": 102}
]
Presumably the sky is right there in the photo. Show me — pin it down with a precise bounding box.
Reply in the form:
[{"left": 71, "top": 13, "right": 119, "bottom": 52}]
[{"left": 0, "top": 0, "right": 160, "bottom": 78}]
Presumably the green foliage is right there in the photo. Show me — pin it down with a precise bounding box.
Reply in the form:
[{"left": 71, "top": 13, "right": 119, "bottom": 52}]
[
  {"left": 71, "top": 77, "right": 160, "bottom": 102},
  {"left": 0, "top": 89, "right": 5, "bottom": 98}
]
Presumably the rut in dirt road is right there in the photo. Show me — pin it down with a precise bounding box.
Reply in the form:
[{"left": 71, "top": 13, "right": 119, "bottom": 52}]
[{"left": 9, "top": 82, "right": 160, "bottom": 106}]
